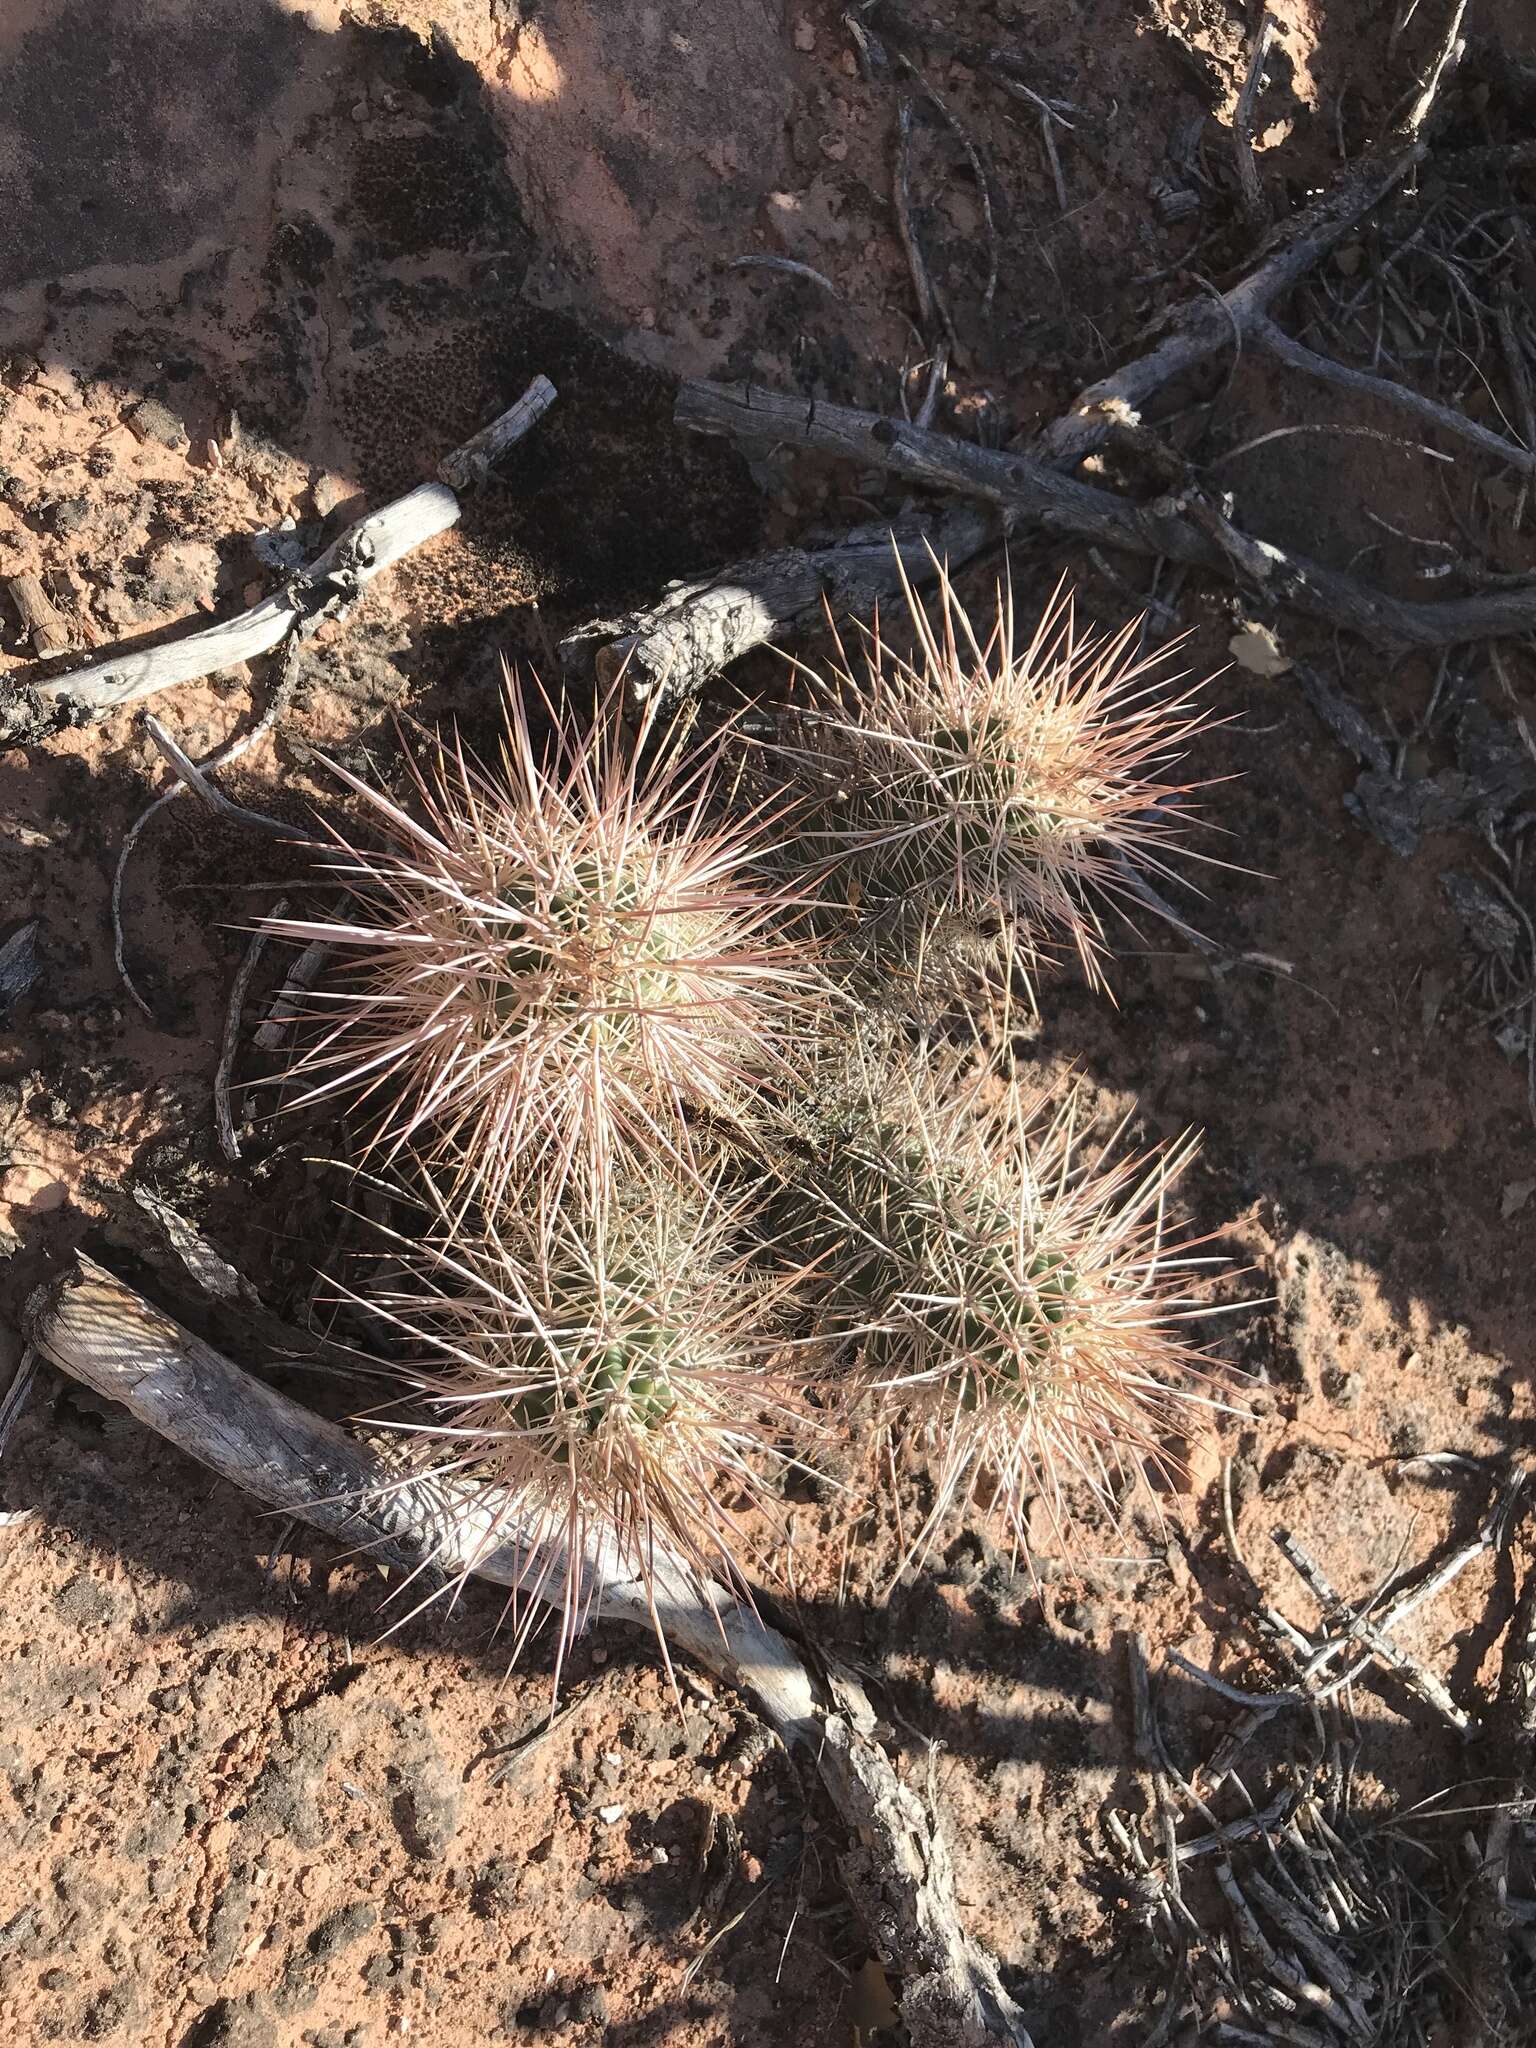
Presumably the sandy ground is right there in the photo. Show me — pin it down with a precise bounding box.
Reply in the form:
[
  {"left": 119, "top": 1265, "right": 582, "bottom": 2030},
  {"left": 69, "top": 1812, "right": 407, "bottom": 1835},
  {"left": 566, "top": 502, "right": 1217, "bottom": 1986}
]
[{"left": 1, "top": 2, "right": 1536, "bottom": 2043}]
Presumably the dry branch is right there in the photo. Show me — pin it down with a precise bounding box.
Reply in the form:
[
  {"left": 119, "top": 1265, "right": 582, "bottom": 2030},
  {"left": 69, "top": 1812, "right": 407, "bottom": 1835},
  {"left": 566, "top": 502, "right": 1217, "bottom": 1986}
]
[
  {"left": 677, "top": 378, "right": 1536, "bottom": 648},
  {"left": 38, "top": 486, "right": 460, "bottom": 718},
  {"left": 33, "top": 378, "right": 557, "bottom": 721},
  {"left": 436, "top": 373, "right": 556, "bottom": 492},
  {"left": 1250, "top": 315, "right": 1536, "bottom": 475},
  {"left": 26, "top": 1256, "right": 1035, "bottom": 2048},
  {"left": 1031, "top": 145, "right": 1428, "bottom": 473},
  {"left": 561, "top": 507, "right": 994, "bottom": 709},
  {"left": 1233, "top": 14, "right": 1279, "bottom": 227},
  {"left": 1035, "top": 0, "right": 1470, "bottom": 473}
]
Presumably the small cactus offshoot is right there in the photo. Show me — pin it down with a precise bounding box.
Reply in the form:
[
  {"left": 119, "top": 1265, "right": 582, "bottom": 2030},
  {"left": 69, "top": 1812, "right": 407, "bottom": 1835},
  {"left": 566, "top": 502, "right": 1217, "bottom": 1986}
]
[
  {"left": 776, "top": 562, "right": 1211, "bottom": 1003},
  {"left": 266, "top": 681, "right": 815, "bottom": 1202},
  {"left": 352, "top": 1170, "right": 817, "bottom": 1677},
  {"left": 773, "top": 1032, "right": 1214, "bottom": 1562}
]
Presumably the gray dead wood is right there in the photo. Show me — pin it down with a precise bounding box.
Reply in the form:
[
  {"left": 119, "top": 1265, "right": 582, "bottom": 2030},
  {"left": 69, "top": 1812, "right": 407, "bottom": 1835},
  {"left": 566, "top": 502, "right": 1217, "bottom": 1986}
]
[
  {"left": 436, "top": 373, "right": 557, "bottom": 492},
  {"left": 676, "top": 379, "right": 1536, "bottom": 648},
  {"left": 6, "top": 574, "right": 73, "bottom": 656},
  {"left": 33, "top": 378, "right": 557, "bottom": 721},
  {"left": 26, "top": 1256, "right": 1035, "bottom": 2048},
  {"left": 1250, "top": 315, "right": 1536, "bottom": 476},
  {"left": 560, "top": 508, "right": 994, "bottom": 710},
  {"left": 1030, "top": 143, "right": 1429, "bottom": 473}
]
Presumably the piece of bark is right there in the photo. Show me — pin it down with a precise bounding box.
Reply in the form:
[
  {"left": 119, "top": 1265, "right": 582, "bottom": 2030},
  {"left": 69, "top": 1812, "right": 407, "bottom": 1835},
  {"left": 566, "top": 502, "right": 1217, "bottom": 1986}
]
[
  {"left": 26, "top": 1256, "right": 1036, "bottom": 2048},
  {"left": 561, "top": 508, "right": 994, "bottom": 710},
  {"left": 676, "top": 379, "right": 1536, "bottom": 649},
  {"left": 7, "top": 574, "right": 73, "bottom": 656},
  {"left": 34, "top": 378, "right": 557, "bottom": 721}
]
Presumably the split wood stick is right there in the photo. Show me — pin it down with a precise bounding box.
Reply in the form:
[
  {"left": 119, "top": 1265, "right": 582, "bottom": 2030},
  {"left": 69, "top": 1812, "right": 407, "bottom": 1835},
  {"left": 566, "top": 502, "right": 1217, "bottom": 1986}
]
[{"left": 7, "top": 573, "right": 73, "bottom": 656}]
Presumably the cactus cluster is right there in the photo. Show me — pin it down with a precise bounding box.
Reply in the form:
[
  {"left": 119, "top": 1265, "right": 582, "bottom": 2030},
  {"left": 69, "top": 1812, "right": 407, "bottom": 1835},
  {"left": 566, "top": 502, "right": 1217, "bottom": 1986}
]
[{"left": 274, "top": 567, "right": 1223, "bottom": 1665}]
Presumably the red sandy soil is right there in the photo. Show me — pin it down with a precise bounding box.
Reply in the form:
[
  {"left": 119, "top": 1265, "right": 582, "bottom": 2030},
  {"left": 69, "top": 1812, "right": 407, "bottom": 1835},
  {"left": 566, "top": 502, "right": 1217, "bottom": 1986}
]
[{"left": 1, "top": 3, "right": 1535, "bottom": 2044}]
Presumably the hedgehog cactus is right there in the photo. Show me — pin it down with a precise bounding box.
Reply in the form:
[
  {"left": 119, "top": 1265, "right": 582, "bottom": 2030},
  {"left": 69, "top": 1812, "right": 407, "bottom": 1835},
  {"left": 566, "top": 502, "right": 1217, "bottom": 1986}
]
[
  {"left": 773, "top": 1031, "right": 1212, "bottom": 1560},
  {"left": 353, "top": 1169, "right": 817, "bottom": 1676},
  {"left": 775, "top": 562, "right": 1211, "bottom": 1004},
  {"left": 266, "top": 678, "right": 815, "bottom": 1203}
]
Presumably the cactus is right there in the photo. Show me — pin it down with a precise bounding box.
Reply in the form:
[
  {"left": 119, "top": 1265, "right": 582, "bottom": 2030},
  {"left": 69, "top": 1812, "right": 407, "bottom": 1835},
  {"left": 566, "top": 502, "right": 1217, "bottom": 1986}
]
[
  {"left": 265, "top": 678, "right": 816, "bottom": 1203},
  {"left": 352, "top": 1167, "right": 818, "bottom": 1676},
  {"left": 773, "top": 563, "right": 1212, "bottom": 1005},
  {"left": 772, "top": 1029, "right": 1213, "bottom": 1560}
]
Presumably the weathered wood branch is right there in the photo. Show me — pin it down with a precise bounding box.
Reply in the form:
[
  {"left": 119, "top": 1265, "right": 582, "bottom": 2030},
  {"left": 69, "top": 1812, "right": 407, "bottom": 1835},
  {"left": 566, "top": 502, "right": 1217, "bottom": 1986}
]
[
  {"left": 1031, "top": 143, "right": 1428, "bottom": 471},
  {"left": 38, "top": 487, "right": 460, "bottom": 717},
  {"left": 32, "top": 378, "right": 557, "bottom": 721},
  {"left": 677, "top": 378, "right": 1536, "bottom": 648},
  {"left": 26, "top": 1256, "right": 1034, "bottom": 2048},
  {"left": 560, "top": 507, "right": 994, "bottom": 710},
  {"left": 436, "top": 373, "right": 556, "bottom": 492}
]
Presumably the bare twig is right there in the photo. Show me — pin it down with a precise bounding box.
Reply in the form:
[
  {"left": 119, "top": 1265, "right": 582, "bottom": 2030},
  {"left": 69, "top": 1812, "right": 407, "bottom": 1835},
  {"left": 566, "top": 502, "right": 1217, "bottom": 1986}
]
[
  {"left": 1251, "top": 314, "right": 1536, "bottom": 474},
  {"left": 1039, "top": 114, "right": 1068, "bottom": 215},
  {"left": 1036, "top": 0, "right": 1472, "bottom": 477},
  {"left": 729, "top": 256, "right": 841, "bottom": 296},
  {"left": 1168, "top": 1648, "right": 1307, "bottom": 1713},
  {"left": 1033, "top": 148, "right": 1429, "bottom": 472},
  {"left": 1241, "top": 1868, "right": 1372, "bottom": 2032},
  {"left": 1497, "top": 289, "right": 1536, "bottom": 527},
  {"left": 216, "top": 906, "right": 282, "bottom": 1163},
  {"left": 112, "top": 655, "right": 301, "bottom": 1019},
  {"left": 1498, "top": 1553, "right": 1536, "bottom": 1743},
  {"left": 1272, "top": 1527, "right": 1474, "bottom": 1735},
  {"left": 1401, "top": 0, "right": 1468, "bottom": 141},
  {"left": 852, "top": 4, "right": 1078, "bottom": 124},
  {"left": 895, "top": 96, "right": 955, "bottom": 353},
  {"left": 0, "top": 1345, "right": 37, "bottom": 1459},
  {"left": 254, "top": 935, "right": 333, "bottom": 1053},
  {"left": 143, "top": 716, "right": 320, "bottom": 843}
]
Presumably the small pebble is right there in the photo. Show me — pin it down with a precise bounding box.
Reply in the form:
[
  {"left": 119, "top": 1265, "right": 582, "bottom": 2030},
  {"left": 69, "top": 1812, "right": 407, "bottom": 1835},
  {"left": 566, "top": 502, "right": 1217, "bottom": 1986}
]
[{"left": 597, "top": 1804, "right": 625, "bottom": 1825}]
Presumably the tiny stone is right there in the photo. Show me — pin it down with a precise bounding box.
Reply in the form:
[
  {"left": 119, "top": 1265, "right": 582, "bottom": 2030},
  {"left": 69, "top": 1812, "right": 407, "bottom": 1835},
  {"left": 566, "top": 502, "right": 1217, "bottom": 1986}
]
[
  {"left": 125, "top": 397, "right": 189, "bottom": 452},
  {"left": 47, "top": 497, "right": 90, "bottom": 537},
  {"left": 597, "top": 1804, "right": 625, "bottom": 1825}
]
